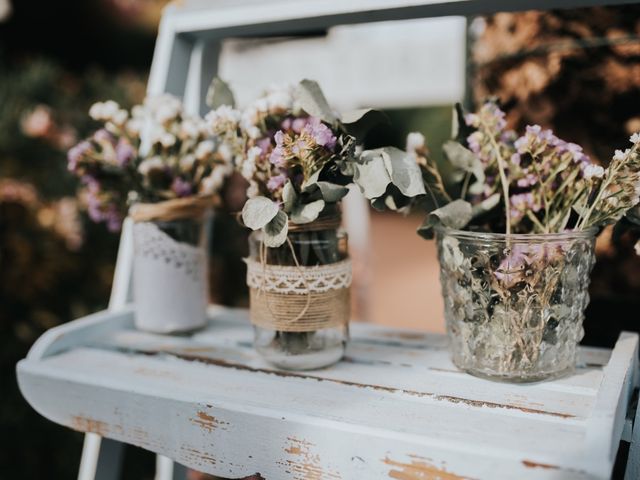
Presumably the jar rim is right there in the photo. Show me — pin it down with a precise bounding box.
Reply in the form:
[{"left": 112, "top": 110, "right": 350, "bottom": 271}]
[{"left": 434, "top": 226, "right": 598, "bottom": 242}]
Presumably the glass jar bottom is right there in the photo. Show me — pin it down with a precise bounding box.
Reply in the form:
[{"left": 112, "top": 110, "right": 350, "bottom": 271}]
[
  {"left": 453, "top": 360, "right": 576, "bottom": 383},
  {"left": 254, "top": 326, "right": 347, "bottom": 370}
]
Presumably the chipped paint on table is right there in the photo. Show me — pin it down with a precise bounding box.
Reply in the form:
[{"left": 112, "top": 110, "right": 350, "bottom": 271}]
[{"left": 17, "top": 306, "right": 638, "bottom": 479}]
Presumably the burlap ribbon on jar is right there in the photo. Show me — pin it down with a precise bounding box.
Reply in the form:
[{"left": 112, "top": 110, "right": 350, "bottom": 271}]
[
  {"left": 246, "top": 258, "right": 352, "bottom": 332},
  {"left": 129, "top": 195, "right": 217, "bottom": 223},
  {"left": 246, "top": 214, "right": 352, "bottom": 332}
]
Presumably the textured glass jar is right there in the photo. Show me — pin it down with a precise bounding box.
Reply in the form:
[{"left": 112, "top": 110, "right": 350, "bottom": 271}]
[
  {"left": 247, "top": 226, "right": 350, "bottom": 370},
  {"left": 132, "top": 210, "right": 210, "bottom": 333},
  {"left": 435, "top": 227, "right": 596, "bottom": 382}
]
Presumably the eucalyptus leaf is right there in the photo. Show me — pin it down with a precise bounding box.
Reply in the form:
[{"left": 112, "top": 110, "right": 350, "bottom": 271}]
[
  {"left": 417, "top": 199, "right": 473, "bottom": 239},
  {"left": 341, "top": 109, "right": 388, "bottom": 142},
  {"left": 352, "top": 149, "right": 392, "bottom": 199},
  {"left": 452, "top": 103, "right": 475, "bottom": 144},
  {"left": 385, "top": 195, "right": 398, "bottom": 211},
  {"left": 381, "top": 146, "right": 427, "bottom": 198},
  {"left": 301, "top": 168, "right": 322, "bottom": 190},
  {"left": 290, "top": 199, "right": 325, "bottom": 224},
  {"left": 472, "top": 193, "right": 500, "bottom": 217},
  {"left": 443, "top": 140, "right": 485, "bottom": 184},
  {"left": 282, "top": 181, "right": 297, "bottom": 213},
  {"left": 206, "top": 77, "right": 235, "bottom": 109},
  {"left": 294, "top": 79, "right": 337, "bottom": 124},
  {"left": 315, "top": 182, "right": 349, "bottom": 203},
  {"left": 263, "top": 210, "right": 289, "bottom": 247},
  {"left": 241, "top": 196, "right": 279, "bottom": 230}
]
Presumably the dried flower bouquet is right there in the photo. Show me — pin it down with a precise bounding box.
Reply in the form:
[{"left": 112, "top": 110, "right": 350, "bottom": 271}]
[
  {"left": 413, "top": 101, "right": 640, "bottom": 381},
  {"left": 68, "top": 95, "right": 233, "bottom": 333},
  {"left": 207, "top": 79, "right": 426, "bottom": 368}
]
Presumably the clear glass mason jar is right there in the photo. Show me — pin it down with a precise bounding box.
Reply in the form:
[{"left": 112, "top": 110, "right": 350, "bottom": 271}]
[
  {"left": 247, "top": 225, "right": 350, "bottom": 370},
  {"left": 435, "top": 227, "right": 597, "bottom": 382},
  {"left": 132, "top": 208, "right": 211, "bottom": 333}
]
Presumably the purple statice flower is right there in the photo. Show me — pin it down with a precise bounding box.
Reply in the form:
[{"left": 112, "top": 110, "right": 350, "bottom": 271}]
[
  {"left": 269, "top": 130, "right": 285, "bottom": 167},
  {"left": 93, "top": 128, "right": 115, "bottom": 145},
  {"left": 115, "top": 138, "right": 136, "bottom": 166},
  {"left": 105, "top": 206, "right": 123, "bottom": 232},
  {"left": 290, "top": 138, "right": 308, "bottom": 156},
  {"left": 515, "top": 125, "right": 555, "bottom": 155},
  {"left": 292, "top": 117, "right": 307, "bottom": 133},
  {"left": 67, "top": 140, "right": 92, "bottom": 172},
  {"left": 466, "top": 131, "right": 483, "bottom": 155},
  {"left": 303, "top": 117, "right": 336, "bottom": 150},
  {"left": 500, "top": 130, "right": 517, "bottom": 144},
  {"left": 86, "top": 187, "right": 105, "bottom": 223},
  {"left": 494, "top": 243, "right": 566, "bottom": 287},
  {"left": 267, "top": 173, "right": 287, "bottom": 192},
  {"left": 269, "top": 130, "right": 287, "bottom": 166},
  {"left": 171, "top": 177, "right": 193, "bottom": 197},
  {"left": 514, "top": 135, "right": 528, "bottom": 153},
  {"left": 256, "top": 137, "right": 272, "bottom": 154},
  {"left": 560, "top": 142, "right": 590, "bottom": 164},
  {"left": 483, "top": 103, "right": 507, "bottom": 131},
  {"left": 280, "top": 117, "right": 292, "bottom": 130},
  {"left": 494, "top": 244, "right": 539, "bottom": 288},
  {"left": 510, "top": 192, "right": 541, "bottom": 212},
  {"left": 516, "top": 173, "right": 537, "bottom": 188},
  {"left": 510, "top": 153, "right": 521, "bottom": 166},
  {"left": 464, "top": 113, "right": 479, "bottom": 127}
]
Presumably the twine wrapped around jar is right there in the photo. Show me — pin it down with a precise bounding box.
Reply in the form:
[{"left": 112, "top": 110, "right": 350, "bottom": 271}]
[
  {"left": 246, "top": 214, "right": 352, "bottom": 333},
  {"left": 129, "top": 195, "right": 216, "bottom": 223}
]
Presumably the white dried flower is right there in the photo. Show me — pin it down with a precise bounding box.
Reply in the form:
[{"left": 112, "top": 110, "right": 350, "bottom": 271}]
[
  {"left": 266, "top": 90, "right": 293, "bottom": 113},
  {"left": 131, "top": 105, "right": 145, "bottom": 118},
  {"left": 156, "top": 105, "right": 179, "bottom": 124},
  {"left": 406, "top": 132, "right": 426, "bottom": 154},
  {"left": 125, "top": 118, "right": 144, "bottom": 136},
  {"left": 195, "top": 140, "right": 215, "bottom": 160},
  {"left": 246, "top": 181, "right": 259, "bottom": 198},
  {"left": 112, "top": 109, "right": 128, "bottom": 126},
  {"left": 246, "top": 125, "right": 261, "bottom": 139},
  {"left": 138, "top": 156, "right": 164, "bottom": 175},
  {"left": 145, "top": 94, "right": 182, "bottom": 124},
  {"left": 630, "top": 133, "right": 640, "bottom": 145},
  {"left": 89, "top": 100, "right": 121, "bottom": 121},
  {"left": 613, "top": 149, "right": 628, "bottom": 162},
  {"left": 241, "top": 146, "right": 261, "bottom": 179},
  {"left": 159, "top": 132, "right": 176, "bottom": 148},
  {"left": 218, "top": 142, "right": 233, "bottom": 163},
  {"left": 253, "top": 98, "right": 269, "bottom": 113},
  {"left": 583, "top": 164, "right": 605, "bottom": 180},
  {"left": 206, "top": 105, "right": 240, "bottom": 130},
  {"left": 179, "top": 118, "right": 200, "bottom": 140},
  {"left": 179, "top": 154, "right": 196, "bottom": 171},
  {"left": 201, "top": 165, "right": 231, "bottom": 194}
]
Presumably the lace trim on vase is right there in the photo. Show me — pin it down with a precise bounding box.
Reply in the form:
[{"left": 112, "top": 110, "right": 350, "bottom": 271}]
[
  {"left": 133, "top": 222, "right": 205, "bottom": 283},
  {"left": 244, "top": 258, "right": 352, "bottom": 294}
]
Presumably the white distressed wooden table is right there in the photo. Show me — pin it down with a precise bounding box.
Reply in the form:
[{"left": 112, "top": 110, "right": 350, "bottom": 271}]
[{"left": 17, "top": 305, "right": 639, "bottom": 479}]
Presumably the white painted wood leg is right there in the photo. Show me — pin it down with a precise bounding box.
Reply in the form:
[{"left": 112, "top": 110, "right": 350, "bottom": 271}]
[
  {"left": 155, "top": 455, "right": 187, "bottom": 480},
  {"left": 78, "top": 433, "right": 101, "bottom": 480},
  {"left": 77, "top": 433, "right": 124, "bottom": 480}
]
